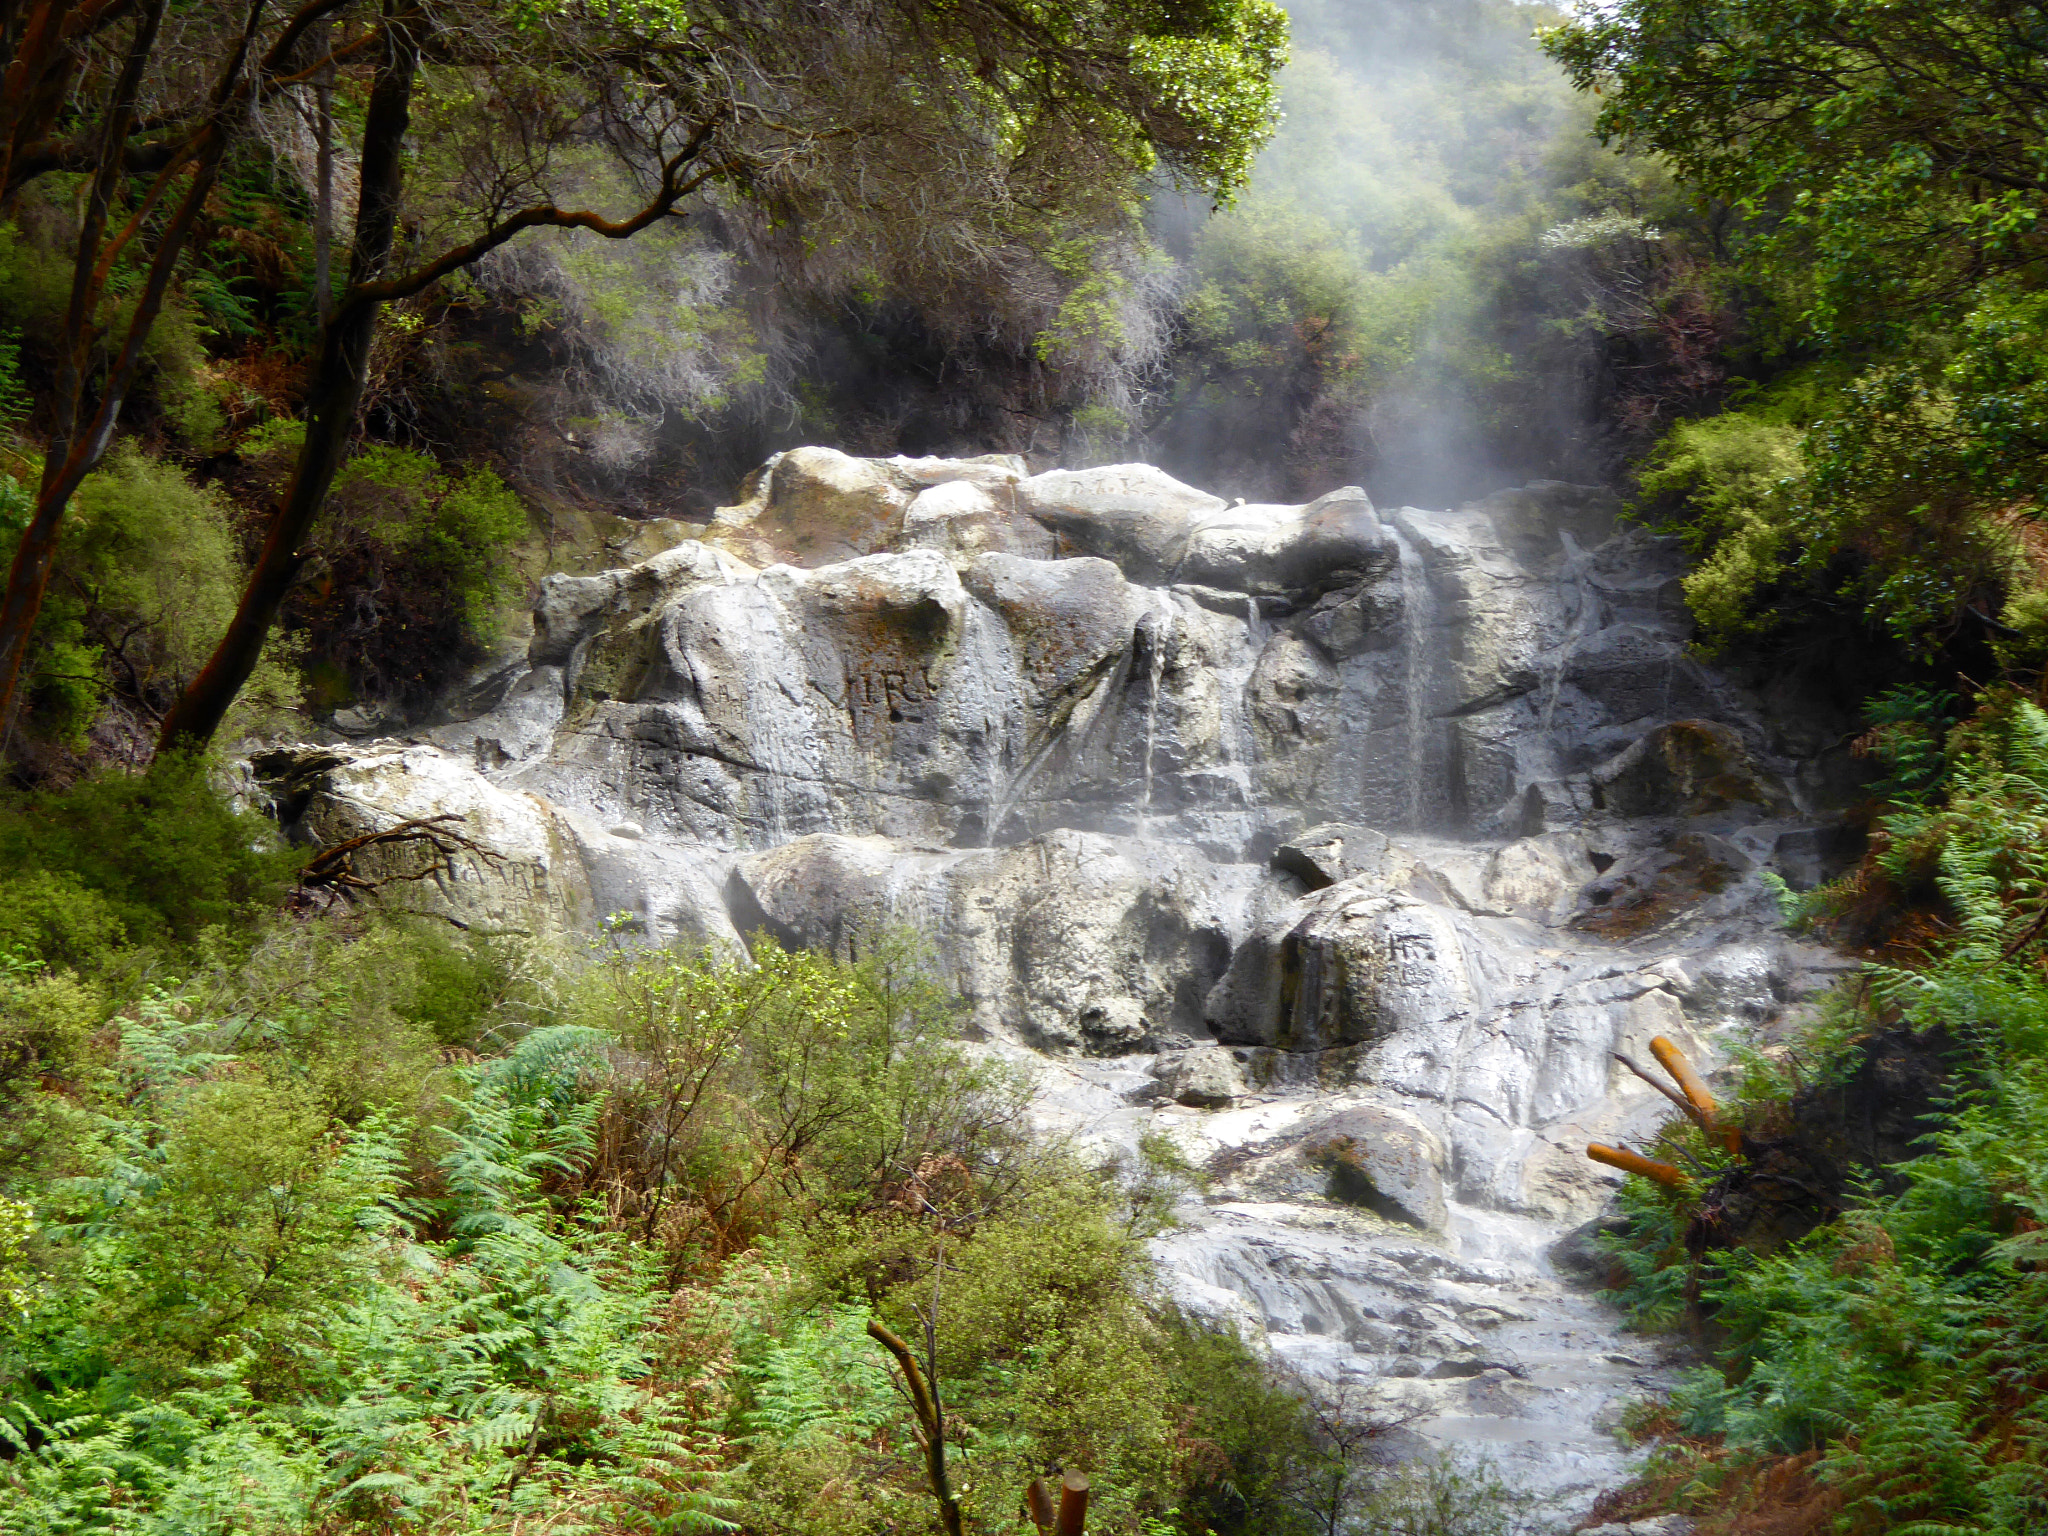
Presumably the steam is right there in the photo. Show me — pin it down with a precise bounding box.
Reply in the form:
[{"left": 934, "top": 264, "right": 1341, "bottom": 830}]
[{"left": 1148, "top": 0, "right": 1635, "bottom": 506}]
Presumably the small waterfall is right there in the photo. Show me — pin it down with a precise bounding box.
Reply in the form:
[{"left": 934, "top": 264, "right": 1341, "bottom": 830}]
[
  {"left": 1539, "top": 529, "right": 1597, "bottom": 735},
  {"left": 1396, "top": 529, "right": 1436, "bottom": 828},
  {"left": 1137, "top": 601, "right": 1174, "bottom": 837}
]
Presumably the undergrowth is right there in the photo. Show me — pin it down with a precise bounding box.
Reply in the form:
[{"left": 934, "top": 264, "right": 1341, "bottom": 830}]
[
  {"left": 0, "top": 771, "right": 1548, "bottom": 1535},
  {"left": 1594, "top": 691, "right": 2048, "bottom": 1534}
]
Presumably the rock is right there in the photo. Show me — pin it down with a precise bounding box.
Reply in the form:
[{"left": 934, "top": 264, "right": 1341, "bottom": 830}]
[
  {"left": 331, "top": 702, "right": 400, "bottom": 737},
  {"left": 477, "top": 449, "right": 1819, "bottom": 862},
  {"left": 1576, "top": 831, "right": 1755, "bottom": 937},
  {"left": 883, "top": 452, "right": 1028, "bottom": 490},
  {"left": 1271, "top": 823, "right": 1412, "bottom": 891},
  {"left": 727, "top": 445, "right": 910, "bottom": 565},
  {"left": 1461, "top": 479, "right": 1621, "bottom": 568},
  {"left": 1563, "top": 624, "right": 1718, "bottom": 722},
  {"left": 1176, "top": 486, "right": 1399, "bottom": 597},
  {"left": 1482, "top": 831, "right": 1597, "bottom": 922},
  {"left": 901, "top": 479, "right": 1055, "bottom": 562},
  {"left": 1300, "top": 578, "right": 1404, "bottom": 658},
  {"left": 1772, "top": 822, "right": 1866, "bottom": 889},
  {"left": 1154, "top": 1047, "right": 1247, "bottom": 1107},
  {"left": 246, "top": 743, "right": 744, "bottom": 955},
  {"left": 429, "top": 665, "right": 564, "bottom": 768},
  {"left": 1207, "top": 889, "right": 1476, "bottom": 1053},
  {"left": 1300, "top": 1103, "right": 1448, "bottom": 1229},
  {"left": 726, "top": 829, "right": 1261, "bottom": 1051},
  {"left": 1548, "top": 1209, "right": 1631, "bottom": 1287},
  {"left": 247, "top": 447, "right": 1877, "bottom": 1511},
  {"left": 1594, "top": 719, "right": 1791, "bottom": 820},
  {"left": 1014, "top": 463, "right": 1226, "bottom": 582}
]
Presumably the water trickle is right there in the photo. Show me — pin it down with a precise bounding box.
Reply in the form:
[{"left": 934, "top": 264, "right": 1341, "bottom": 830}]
[
  {"left": 1539, "top": 529, "right": 1596, "bottom": 736},
  {"left": 1396, "top": 528, "right": 1437, "bottom": 829},
  {"left": 1137, "top": 601, "right": 1174, "bottom": 837}
]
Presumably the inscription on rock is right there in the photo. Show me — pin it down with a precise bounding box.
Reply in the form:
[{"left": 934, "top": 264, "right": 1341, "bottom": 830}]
[{"left": 845, "top": 663, "right": 943, "bottom": 734}]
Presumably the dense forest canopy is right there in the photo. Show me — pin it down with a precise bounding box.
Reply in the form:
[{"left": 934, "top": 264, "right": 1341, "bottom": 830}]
[{"left": 1545, "top": 0, "right": 2048, "bottom": 660}]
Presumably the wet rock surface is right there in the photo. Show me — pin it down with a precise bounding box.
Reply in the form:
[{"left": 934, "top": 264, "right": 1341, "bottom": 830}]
[{"left": 242, "top": 451, "right": 1866, "bottom": 1523}]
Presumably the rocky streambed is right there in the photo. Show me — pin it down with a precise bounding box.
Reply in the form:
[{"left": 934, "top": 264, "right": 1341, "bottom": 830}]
[{"left": 242, "top": 448, "right": 1864, "bottom": 1521}]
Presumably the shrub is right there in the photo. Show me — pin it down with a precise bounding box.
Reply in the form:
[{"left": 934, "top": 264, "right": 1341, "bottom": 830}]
[
  {"left": 0, "top": 756, "right": 303, "bottom": 971},
  {"left": 25, "top": 446, "right": 302, "bottom": 746},
  {"left": 245, "top": 426, "right": 531, "bottom": 711},
  {"left": 1595, "top": 693, "right": 2048, "bottom": 1531},
  {"left": 1634, "top": 408, "right": 1805, "bottom": 649}
]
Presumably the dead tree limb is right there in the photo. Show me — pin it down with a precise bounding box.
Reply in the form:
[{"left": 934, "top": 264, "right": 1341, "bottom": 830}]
[
  {"left": 1054, "top": 1470, "right": 1089, "bottom": 1536},
  {"left": 1026, "top": 1478, "right": 1057, "bottom": 1533},
  {"left": 866, "top": 1318, "right": 965, "bottom": 1536},
  {"left": 1587, "top": 1142, "right": 1687, "bottom": 1189},
  {"left": 1614, "top": 1050, "right": 1704, "bottom": 1126},
  {"left": 295, "top": 812, "right": 503, "bottom": 899},
  {"left": 1651, "top": 1035, "right": 1741, "bottom": 1154}
]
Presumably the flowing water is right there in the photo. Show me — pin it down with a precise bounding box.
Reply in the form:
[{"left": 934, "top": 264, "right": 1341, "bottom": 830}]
[{"left": 273, "top": 453, "right": 1862, "bottom": 1527}]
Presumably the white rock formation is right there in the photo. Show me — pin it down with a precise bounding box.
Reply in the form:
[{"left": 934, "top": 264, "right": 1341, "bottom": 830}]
[{"left": 243, "top": 450, "right": 1869, "bottom": 1519}]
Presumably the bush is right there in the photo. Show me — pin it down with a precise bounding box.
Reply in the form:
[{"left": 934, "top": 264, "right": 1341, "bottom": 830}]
[
  {"left": 1634, "top": 408, "right": 1805, "bottom": 649},
  {"left": 1594, "top": 694, "right": 2048, "bottom": 1531},
  {"left": 0, "top": 756, "right": 302, "bottom": 971},
  {"left": 24, "top": 446, "right": 302, "bottom": 747},
  {"left": 0, "top": 995, "right": 736, "bottom": 1534},
  {"left": 245, "top": 426, "right": 531, "bottom": 711},
  {"left": 0, "top": 921, "right": 1428, "bottom": 1536}
]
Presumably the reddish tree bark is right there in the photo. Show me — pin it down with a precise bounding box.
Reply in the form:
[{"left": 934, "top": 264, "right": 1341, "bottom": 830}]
[{"left": 0, "top": 0, "right": 354, "bottom": 739}]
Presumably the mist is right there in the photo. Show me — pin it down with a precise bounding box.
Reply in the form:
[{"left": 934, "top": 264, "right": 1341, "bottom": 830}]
[{"left": 1143, "top": 0, "right": 1654, "bottom": 508}]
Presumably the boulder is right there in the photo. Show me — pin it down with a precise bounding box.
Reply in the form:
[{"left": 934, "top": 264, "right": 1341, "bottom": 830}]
[
  {"left": 1015, "top": 463, "right": 1226, "bottom": 582},
  {"left": 1176, "top": 486, "right": 1399, "bottom": 598},
  {"left": 714, "top": 445, "right": 909, "bottom": 566},
  {"left": 1771, "top": 822, "right": 1865, "bottom": 889},
  {"left": 246, "top": 743, "right": 744, "bottom": 954},
  {"left": 1207, "top": 889, "right": 1476, "bottom": 1053},
  {"left": 1154, "top": 1047, "right": 1247, "bottom": 1108},
  {"left": 726, "top": 829, "right": 1261, "bottom": 1051},
  {"left": 1300, "top": 1103, "right": 1449, "bottom": 1230},
  {"left": 1547, "top": 1209, "right": 1631, "bottom": 1288},
  {"left": 1271, "top": 823, "right": 1416, "bottom": 892},
  {"left": 1576, "top": 831, "right": 1755, "bottom": 937},
  {"left": 901, "top": 479, "right": 1055, "bottom": 562}
]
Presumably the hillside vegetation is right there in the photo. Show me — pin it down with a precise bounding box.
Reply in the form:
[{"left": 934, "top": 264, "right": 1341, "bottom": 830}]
[{"left": 8, "top": 1, "right": 2048, "bottom": 1534}]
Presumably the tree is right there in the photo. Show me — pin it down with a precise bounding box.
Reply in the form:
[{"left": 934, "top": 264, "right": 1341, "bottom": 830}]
[
  {"left": 149, "top": 0, "right": 1288, "bottom": 753},
  {"left": 1541, "top": 0, "right": 2048, "bottom": 648},
  {"left": 0, "top": 0, "right": 354, "bottom": 740}
]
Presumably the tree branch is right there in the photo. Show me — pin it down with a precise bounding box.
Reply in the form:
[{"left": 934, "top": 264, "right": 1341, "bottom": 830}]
[{"left": 342, "top": 119, "right": 727, "bottom": 312}]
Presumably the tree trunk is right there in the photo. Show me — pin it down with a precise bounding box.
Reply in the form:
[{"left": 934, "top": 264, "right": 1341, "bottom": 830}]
[
  {"left": 157, "top": 2, "right": 419, "bottom": 756},
  {"left": 311, "top": 16, "right": 333, "bottom": 325},
  {"left": 0, "top": 0, "right": 175, "bottom": 736}
]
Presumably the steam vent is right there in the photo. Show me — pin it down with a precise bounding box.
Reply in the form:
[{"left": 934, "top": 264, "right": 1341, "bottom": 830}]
[{"left": 249, "top": 448, "right": 1861, "bottom": 1510}]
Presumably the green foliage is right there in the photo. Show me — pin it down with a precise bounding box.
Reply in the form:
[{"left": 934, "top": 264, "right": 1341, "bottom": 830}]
[
  {"left": 22, "top": 447, "right": 302, "bottom": 746},
  {"left": 1600, "top": 693, "right": 2048, "bottom": 1530},
  {"left": 246, "top": 427, "right": 533, "bottom": 708},
  {"left": 0, "top": 758, "right": 301, "bottom": 973},
  {"left": 1154, "top": 0, "right": 1680, "bottom": 499},
  {"left": 1542, "top": 0, "right": 2048, "bottom": 652},
  {"left": 0, "top": 328, "right": 32, "bottom": 430},
  {"left": 1861, "top": 685, "right": 1961, "bottom": 807},
  {"left": 1633, "top": 407, "right": 1805, "bottom": 649},
  {"left": 0, "top": 988, "right": 739, "bottom": 1536},
  {"left": 0, "top": 218, "right": 227, "bottom": 453},
  {"left": 0, "top": 895, "right": 1367, "bottom": 1536}
]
